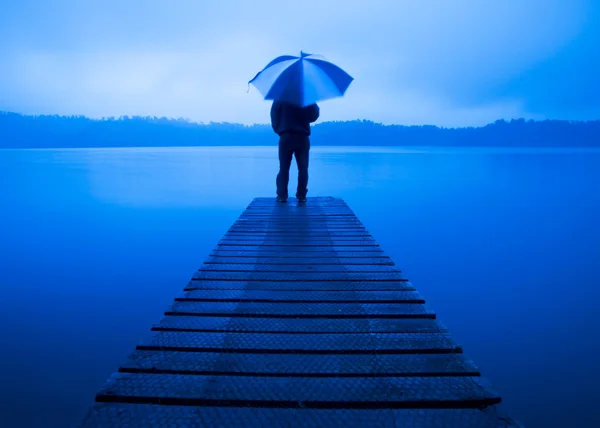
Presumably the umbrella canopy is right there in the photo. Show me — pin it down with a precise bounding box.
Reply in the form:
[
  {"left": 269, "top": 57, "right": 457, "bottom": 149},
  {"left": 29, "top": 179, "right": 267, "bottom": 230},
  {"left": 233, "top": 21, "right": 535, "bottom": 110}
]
[{"left": 248, "top": 51, "right": 353, "bottom": 107}]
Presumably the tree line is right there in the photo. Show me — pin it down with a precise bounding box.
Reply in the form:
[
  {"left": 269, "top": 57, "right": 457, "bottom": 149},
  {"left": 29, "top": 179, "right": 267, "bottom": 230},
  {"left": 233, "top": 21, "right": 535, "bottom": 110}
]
[{"left": 1, "top": 111, "right": 599, "bottom": 148}]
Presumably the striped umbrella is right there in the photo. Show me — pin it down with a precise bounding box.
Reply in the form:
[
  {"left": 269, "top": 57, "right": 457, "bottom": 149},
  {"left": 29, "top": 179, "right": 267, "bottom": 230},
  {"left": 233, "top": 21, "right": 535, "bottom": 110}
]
[{"left": 248, "top": 51, "right": 353, "bottom": 107}]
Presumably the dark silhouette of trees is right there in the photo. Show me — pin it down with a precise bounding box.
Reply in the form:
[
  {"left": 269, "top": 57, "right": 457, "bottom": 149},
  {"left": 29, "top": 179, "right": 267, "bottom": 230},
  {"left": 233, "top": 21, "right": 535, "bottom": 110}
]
[{"left": 1, "top": 111, "right": 599, "bottom": 148}]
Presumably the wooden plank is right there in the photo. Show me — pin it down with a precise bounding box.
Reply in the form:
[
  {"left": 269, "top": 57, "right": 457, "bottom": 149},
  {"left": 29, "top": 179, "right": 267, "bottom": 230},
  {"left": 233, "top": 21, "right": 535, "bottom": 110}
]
[
  {"left": 243, "top": 211, "right": 355, "bottom": 216},
  {"left": 219, "top": 240, "right": 379, "bottom": 246},
  {"left": 249, "top": 213, "right": 352, "bottom": 216},
  {"left": 218, "top": 241, "right": 379, "bottom": 246},
  {"left": 228, "top": 226, "right": 367, "bottom": 231},
  {"left": 248, "top": 206, "right": 351, "bottom": 210},
  {"left": 238, "top": 214, "right": 355, "bottom": 217},
  {"left": 245, "top": 207, "right": 353, "bottom": 211},
  {"left": 221, "top": 236, "right": 377, "bottom": 242},
  {"left": 252, "top": 196, "right": 342, "bottom": 202},
  {"left": 152, "top": 316, "right": 446, "bottom": 333},
  {"left": 250, "top": 203, "right": 351, "bottom": 206},
  {"left": 204, "top": 256, "right": 394, "bottom": 265},
  {"left": 236, "top": 216, "right": 358, "bottom": 221},
  {"left": 192, "top": 271, "right": 405, "bottom": 281},
  {"left": 231, "top": 228, "right": 367, "bottom": 232},
  {"left": 229, "top": 227, "right": 367, "bottom": 231},
  {"left": 198, "top": 264, "right": 401, "bottom": 273},
  {"left": 81, "top": 404, "right": 521, "bottom": 427},
  {"left": 241, "top": 210, "right": 355, "bottom": 213},
  {"left": 222, "top": 235, "right": 372, "bottom": 241},
  {"left": 227, "top": 232, "right": 370, "bottom": 237},
  {"left": 227, "top": 228, "right": 372, "bottom": 238},
  {"left": 230, "top": 230, "right": 368, "bottom": 234},
  {"left": 239, "top": 214, "right": 356, "bottom": 218},
  {"left": 248, "top": 206, "right": 352, "bottom": 209},
  {"left": 209, "top": 251, "right": 389, "bottom": 258},
  {"left": 232, "top": 226, "right": 366, "bottom": 231},
  {"left": 250, "top": 201, "right": 349, "bottom": 204},
  {"left": 248, "top": 201, "right": 349, "bottom": 205},
  {"left": 244, "top": 205, "right": 352, "bottom": 209},
  {"left": 94, "top": 373, "right": 501, "bottom": 408},
  {"left": 245, "top": 205, "right": 351, "bottom": 209},
  {"left": 167, "top": 301, "right": 433, "bottom": 318},
  {"left": 121, "top": 351, "right": 479, "bottom": 376},
  {"left": 247, "top": 202, "right": 350, "bottom": 206},
  {"left": 243, "top": 213, "right": 360, "bottom": 217},
  {"left": 234, "top": 223, "right": 365, "bottom": 227},
  {"left": 178, "top": 289, "right": 424, "bottom": 303},
  {"left": 186, "top": 280, "right": 414, "bottom": 291},
  {"left": 138, "top": 331, "right": 457, "bottom": 353},
  {"left": 233, "top": 221, "right": 365, "bottom": 226},
  {"left": 251, "top": 201, "right": 348, "bottom": 205},
  {"left": 246, "top": 205, "right": 352, "bottom": 209},
  {"left": 213, "top": 246, "right": 384, "bottom": 252},
  {"left": 236, "top": 216, "right": 360, "bottom": 220},
  {"left": 238, "top": 211, "right": 359, "bottom": 217},
  {"left": 233, "top": 224, "right": 365, "bottom": 228},
  {"left": 249, "top": 201, "right": 349, "bottom": 205},
  {"left": 250, "top": 202, "right": 348, "bottom": 206},
  {"left": 237, "top": 215, "right": 361, "bottom": 219}
]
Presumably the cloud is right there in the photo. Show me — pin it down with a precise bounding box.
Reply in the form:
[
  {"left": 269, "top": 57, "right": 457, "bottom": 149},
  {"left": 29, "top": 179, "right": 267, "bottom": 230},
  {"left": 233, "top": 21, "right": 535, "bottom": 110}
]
[{"left": 0, "top": 0, "right": 595, "bottom": 125}]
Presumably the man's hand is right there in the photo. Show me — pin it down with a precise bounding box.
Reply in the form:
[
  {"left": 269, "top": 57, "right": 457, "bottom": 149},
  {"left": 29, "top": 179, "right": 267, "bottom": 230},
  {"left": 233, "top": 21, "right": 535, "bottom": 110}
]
[{"left": 305, "top": 104, "right": 320, "bottom": 123}]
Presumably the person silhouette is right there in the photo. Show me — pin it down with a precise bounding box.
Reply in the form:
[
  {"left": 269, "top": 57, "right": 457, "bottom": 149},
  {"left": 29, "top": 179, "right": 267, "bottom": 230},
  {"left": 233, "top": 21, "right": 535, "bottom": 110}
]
[{"left": 270, "top": 101, "right": 320, "bottom": 203}]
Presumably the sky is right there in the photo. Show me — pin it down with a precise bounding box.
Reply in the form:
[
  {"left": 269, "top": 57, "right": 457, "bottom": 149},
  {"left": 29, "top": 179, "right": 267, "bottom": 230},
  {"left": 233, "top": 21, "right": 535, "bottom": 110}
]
[{"left": 0, "top": 0, "right": 598, "bottom": 127}]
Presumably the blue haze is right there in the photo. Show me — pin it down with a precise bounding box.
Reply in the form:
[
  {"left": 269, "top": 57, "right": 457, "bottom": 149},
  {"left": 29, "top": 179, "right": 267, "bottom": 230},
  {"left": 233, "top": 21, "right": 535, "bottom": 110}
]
[
  {"left": 1, "top": 1, "right": 599, "bottom": 125},
  {"left": 1, "top": 147, "right": 599, "bottom": 427}
]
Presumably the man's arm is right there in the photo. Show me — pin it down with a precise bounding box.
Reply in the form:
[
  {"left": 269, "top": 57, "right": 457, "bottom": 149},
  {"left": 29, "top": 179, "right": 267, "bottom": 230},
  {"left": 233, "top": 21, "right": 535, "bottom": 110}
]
[
  {"left": 304, "top": 104, "right": 320, "bottom": 123},
  {"left": 270, "top": 102, "right": 281, "bottom": 134}
]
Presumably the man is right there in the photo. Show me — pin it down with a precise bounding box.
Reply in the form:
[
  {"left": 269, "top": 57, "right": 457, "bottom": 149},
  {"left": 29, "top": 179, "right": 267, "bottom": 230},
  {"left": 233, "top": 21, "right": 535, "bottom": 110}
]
[{"left": 270, "top": 101, "right": 320, "bottom": 203}]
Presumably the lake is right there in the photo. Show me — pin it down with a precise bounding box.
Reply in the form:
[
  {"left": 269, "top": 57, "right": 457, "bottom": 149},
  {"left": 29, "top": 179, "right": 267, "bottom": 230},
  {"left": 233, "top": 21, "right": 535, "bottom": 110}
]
[{"left": 1, "top": 146, "right": 599, "bottom": 428}]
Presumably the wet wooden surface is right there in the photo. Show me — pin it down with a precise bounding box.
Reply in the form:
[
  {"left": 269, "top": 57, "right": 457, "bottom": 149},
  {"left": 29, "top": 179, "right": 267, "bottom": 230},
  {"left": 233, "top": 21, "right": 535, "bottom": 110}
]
[{"left": 79, "top": 197, "right": 520, "bottom": 427}]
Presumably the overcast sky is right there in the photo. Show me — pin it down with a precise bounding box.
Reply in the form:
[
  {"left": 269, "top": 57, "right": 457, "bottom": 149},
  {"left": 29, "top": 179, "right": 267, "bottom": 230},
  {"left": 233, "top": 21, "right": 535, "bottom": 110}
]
[{"left": 1, "top": 0, "right": 598, "bottom": 126}]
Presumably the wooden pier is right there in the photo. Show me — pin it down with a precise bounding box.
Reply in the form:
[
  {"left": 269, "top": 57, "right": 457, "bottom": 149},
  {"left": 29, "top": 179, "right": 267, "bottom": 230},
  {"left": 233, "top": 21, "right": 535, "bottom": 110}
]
[{"left": 80, "top": 197, "right": 520, "bottom": 427}]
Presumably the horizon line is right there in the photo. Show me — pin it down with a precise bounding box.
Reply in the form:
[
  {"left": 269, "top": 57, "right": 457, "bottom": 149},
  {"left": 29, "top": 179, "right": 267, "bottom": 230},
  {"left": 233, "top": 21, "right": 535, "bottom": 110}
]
[{"left": 1, "top": 110, "right": 600, "bottom": 130}]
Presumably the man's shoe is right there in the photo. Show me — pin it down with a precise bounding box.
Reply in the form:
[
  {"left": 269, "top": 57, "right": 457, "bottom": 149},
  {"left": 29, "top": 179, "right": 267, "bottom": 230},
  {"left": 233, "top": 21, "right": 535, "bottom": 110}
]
[
  {"left": 297, "top": 196, "right": 307, "bottom": 203},
  {"left": 276, "top": 196, "right": 288, "bottom": 203}
]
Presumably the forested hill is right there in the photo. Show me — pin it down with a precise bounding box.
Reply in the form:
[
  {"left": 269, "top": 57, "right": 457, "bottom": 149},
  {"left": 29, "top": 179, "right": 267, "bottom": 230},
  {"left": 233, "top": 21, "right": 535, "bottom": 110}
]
[{"left": 1, "top": 111, "right": 599, "bottom": 148}]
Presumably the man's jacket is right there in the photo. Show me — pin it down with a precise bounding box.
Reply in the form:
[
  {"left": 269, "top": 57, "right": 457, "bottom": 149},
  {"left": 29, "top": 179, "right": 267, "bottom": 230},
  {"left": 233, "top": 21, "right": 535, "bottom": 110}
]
[{"left": 270, "top": 102, "right": 320, "bottom": 136}]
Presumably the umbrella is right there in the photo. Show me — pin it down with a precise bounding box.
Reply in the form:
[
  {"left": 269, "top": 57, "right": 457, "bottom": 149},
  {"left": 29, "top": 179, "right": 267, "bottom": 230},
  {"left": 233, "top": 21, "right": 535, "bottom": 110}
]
[{"left": 248, "top": 51, "right": 353, "bottom": 107}]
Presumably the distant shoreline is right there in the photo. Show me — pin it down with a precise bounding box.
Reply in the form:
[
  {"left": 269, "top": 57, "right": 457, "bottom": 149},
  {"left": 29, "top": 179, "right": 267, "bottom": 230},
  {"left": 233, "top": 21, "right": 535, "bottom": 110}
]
[{"left": 2, "top": 111, "right": 599, "bottom": 148}]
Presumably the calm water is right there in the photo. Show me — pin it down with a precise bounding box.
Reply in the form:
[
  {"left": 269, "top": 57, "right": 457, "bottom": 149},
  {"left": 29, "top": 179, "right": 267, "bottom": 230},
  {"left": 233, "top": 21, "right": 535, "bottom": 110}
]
[{"left": 1, "top": 146, "right": 599, "bottom": 428}]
